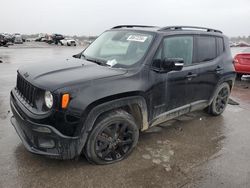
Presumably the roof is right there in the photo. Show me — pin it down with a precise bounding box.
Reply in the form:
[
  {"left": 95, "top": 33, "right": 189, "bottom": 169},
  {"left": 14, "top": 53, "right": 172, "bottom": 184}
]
[{"left": 111, "top": 25, "right": 223, "bottom": 34}]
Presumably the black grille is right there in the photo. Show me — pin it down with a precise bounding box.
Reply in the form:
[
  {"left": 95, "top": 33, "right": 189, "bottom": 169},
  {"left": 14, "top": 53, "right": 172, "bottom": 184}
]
[{"left": 16, "top": 73, "right": 37, "bottom": 107}]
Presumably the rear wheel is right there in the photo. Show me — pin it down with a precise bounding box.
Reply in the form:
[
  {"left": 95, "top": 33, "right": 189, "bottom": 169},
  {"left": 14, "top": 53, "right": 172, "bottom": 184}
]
[
  {"left": 207, "top": 83, "right": 230, "bottom": 116},
  {"left": 84, "top": 110, "right": 139, "bottom": 165}
]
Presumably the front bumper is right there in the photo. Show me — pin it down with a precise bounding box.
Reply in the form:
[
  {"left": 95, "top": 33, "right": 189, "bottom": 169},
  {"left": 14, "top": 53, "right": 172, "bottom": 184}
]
[{"left": 10, "top": 93, "right": 81, "bottom": 160}]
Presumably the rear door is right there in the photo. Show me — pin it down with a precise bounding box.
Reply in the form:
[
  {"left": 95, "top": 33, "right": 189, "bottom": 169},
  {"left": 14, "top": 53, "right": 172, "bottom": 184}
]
[{"left": 191, "top": 36, "right": 224, "bottom": 102}]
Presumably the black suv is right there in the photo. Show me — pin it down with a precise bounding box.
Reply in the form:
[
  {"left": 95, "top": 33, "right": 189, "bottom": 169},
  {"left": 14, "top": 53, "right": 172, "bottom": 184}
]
[{"left": 10, "top": 25, "right": 235, "bottom": 164}]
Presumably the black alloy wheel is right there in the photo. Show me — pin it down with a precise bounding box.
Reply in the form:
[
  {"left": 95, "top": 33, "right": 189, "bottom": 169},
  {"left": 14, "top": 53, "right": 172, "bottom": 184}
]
[
  {"left": 95, "top": 121, "right": 134, "bottom": 161},
  {"left": 215, "top": 87, "right": 229, "bottom": 113},
  {"left": 84, "top": 110, "right": 139, "bottom": 164},
  {"left": 208, "top": 83, "right": 230, "bottom": 116}
]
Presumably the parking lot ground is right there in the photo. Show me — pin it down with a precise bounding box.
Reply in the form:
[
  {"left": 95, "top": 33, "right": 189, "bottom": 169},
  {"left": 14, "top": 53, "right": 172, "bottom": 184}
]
[{"left": 0, "top": 45, "right": 250, "bottom": 188}]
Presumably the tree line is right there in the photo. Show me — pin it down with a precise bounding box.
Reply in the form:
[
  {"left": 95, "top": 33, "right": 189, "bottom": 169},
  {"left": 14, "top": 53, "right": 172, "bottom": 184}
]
[{"left": 230, "top": 36, "right": 250, "bottom": 43}]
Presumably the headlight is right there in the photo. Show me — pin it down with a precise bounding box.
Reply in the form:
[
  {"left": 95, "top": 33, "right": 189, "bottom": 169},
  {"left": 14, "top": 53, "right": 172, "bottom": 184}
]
[{"left": 44, "top": 91, "right": 53, "bottom": 109}]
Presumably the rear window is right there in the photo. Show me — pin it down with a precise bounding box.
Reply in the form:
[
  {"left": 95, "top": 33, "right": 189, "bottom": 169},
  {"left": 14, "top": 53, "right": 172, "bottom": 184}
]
[
  {"left": 196, "top": 36, "right": 216, "bottom": 62},
  {"left": 217, "top": 37, "right": 224, "bottom": 55}
]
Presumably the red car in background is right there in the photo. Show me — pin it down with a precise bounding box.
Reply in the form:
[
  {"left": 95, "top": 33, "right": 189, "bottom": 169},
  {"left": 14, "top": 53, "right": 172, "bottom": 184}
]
[{"left": 234, "top": 48, "right": 250, "bottom": 79}]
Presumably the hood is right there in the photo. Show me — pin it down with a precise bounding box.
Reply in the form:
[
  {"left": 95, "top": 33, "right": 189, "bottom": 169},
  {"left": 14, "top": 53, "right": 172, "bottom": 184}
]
[{"left": 18, "top": 57, "right": 127, "bottom": 91}]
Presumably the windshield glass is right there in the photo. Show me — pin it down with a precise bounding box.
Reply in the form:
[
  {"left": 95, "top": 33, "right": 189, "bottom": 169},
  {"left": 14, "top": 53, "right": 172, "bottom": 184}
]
[
  {"left": 243, "top": 48, "right": 250, "bottom": 53},
  {"left": 82, "top": 30, "right": 154, "bottom": 68}
]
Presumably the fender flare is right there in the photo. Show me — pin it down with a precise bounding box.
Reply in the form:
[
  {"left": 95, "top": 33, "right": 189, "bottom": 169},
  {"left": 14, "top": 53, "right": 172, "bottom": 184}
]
[{"left": 209, "top": 76, "right": 235, "bottom": 105}]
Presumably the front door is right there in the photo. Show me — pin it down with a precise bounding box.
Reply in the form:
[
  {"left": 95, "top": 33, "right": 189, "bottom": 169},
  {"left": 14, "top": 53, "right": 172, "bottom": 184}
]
[{"left": 148, "top": 35, "right": 196, "bottom": 120}]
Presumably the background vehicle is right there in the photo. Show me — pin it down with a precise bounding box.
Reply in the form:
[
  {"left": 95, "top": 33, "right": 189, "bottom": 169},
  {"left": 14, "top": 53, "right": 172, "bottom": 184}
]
[
  {"left": 51, "top": 34, "right": 64, "bottom": 45},
  {"left": 26, "top": 38, "right": 36, "bottom": 42},
  {"left": 60, "top": 38, "right": 76, "bottom": 46},
  {"left": 0, "top": 34, "right": 8, "bottom": 46},
  {"left": 2, "top": 33, "right": 15, "bottom": 44},
  {"left": 35, "top": 33, "right": 47, "bottom": 42},
  {"left": 234, "top": 48, "right": 250, "bottom": 79},
  {"left": 229, "top": 41, "right": 237, "bottom": 47},
  {"left": 235, "top": 42, "right": 250, "bottom": 47},
  {"left": 10, "top": 25, "right": 235, "bottom": 164},
  {"left": 14, "top": 33, "right": 23, "bottom": 44},
  {"left": 84, "top": 40, "right": 93, "bottom": 45}
]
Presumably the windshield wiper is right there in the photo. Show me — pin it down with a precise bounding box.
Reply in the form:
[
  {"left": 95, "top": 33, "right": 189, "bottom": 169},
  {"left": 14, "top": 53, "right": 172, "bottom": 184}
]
[{"left": 85, "top": 57, "right": 110, "bottom": 67}]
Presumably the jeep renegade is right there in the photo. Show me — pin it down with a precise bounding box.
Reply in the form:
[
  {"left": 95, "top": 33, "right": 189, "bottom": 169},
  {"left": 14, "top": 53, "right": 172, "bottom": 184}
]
[{"left": 10, "top": 25, "right": 235, "bottom": 164}]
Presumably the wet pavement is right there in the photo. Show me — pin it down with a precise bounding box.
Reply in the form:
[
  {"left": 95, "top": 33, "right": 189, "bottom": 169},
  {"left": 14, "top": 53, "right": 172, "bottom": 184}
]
[{"left": 0, "top": 44, "right": 250, "bottom": 188}]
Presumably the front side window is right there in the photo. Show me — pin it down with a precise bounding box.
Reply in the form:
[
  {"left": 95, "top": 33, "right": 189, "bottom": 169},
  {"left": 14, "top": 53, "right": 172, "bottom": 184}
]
[
  {"left": 153, "top": 36, "right": 193, "bottom": 68},
  {"left": 196, "top": 36, "right": 216, "bottom": 62},
  {"left": 83, "top": 31, "right": 154, "bottom": 68}
]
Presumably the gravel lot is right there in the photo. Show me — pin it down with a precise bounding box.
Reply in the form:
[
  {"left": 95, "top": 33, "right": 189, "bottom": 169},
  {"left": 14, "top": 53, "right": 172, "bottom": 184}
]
[{"left": 0, "top": 44, "right": 250, "bottom": 188}]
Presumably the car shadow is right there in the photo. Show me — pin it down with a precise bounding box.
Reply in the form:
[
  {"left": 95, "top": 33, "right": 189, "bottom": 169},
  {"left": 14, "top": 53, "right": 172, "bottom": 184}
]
[{"left": 14, "top": 143, "right": 90, "bottom": 168}]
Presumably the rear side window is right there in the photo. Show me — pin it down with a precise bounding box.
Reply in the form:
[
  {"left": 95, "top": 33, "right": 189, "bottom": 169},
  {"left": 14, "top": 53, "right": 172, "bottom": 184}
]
[
  {"left": 163, "top": 36, "right": 193, "bottom": 65},
  {"left": 196, "top": 36, "right": 216, "bottom": 62},
  {"left": 217, "top": 37, "right": 224, "bottom": 55}
]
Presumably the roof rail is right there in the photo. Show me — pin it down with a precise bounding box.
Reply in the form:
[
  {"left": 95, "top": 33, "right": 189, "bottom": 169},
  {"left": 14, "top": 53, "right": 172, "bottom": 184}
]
[
  {"left": 158, "top": 26, "right": 222, "bottom": 34},
  {"left": 112, "top": 25, "right": 157, "bottom": 29}
]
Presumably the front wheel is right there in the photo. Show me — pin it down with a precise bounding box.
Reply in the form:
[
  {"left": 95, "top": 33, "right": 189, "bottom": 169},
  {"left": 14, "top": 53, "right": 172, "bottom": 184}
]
[
  {"left": 207, "top": 83, "right": 230, "bottom": 116},
  {"left": 84, "top": 110, "right": 139, "bottom": 165}
]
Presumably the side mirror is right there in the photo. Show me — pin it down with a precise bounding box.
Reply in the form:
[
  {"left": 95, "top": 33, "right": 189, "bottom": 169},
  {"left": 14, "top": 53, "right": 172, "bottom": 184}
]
[{"left": 161, "top": 58, "right": 184, "bottom": 72}]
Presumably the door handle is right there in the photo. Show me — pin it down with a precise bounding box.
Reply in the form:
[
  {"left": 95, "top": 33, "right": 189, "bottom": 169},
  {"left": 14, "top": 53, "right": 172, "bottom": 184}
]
[
  {"left": 186, "top": 73, "right": 198, "bottom": 78},
  {"left": 215, "top": 66, "right": 224, "bottom": 72}
]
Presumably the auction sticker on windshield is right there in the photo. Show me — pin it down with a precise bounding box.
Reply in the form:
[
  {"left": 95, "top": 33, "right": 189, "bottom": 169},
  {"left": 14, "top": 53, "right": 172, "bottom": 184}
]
[
  {"left": 127, "top": 35, "right": 148, "bottom": 42},
  {"left": 107, "top": 59, "right": 118, "bottom": 67}
]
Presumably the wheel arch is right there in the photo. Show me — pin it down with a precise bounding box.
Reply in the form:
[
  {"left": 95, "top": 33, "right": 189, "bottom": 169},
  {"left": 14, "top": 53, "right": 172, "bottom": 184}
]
[
  {"left": 84, "top": 93, "right": 149, "bottom": 131},
  {"left": 75, "top": 94, "right": 149, "bottom": 156},
  {"left": 225, "top": 79, "right": 233, "bottom": 90},
  {"left": 208, "top": 77, "right": 235, "bottom": 105}
]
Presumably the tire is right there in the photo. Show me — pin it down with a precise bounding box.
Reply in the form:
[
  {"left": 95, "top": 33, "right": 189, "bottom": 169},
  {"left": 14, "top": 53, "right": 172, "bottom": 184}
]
[
  {"left": 67, "top": 42, "right": 70, "bottom": 46},
  {"left": 236, "top": 74, "right": 242, "bottom": 80},
  {"left": 84, "top": 110, "right": 139, "bottom": 165},
  {"left": 207, "top": 83, "right": 230, "bottom": 116}
]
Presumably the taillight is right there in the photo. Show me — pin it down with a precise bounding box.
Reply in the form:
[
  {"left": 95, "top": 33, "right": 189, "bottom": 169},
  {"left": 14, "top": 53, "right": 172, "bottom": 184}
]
[{"left": 233, "top": 56, "right": 239, "bottom": 64}]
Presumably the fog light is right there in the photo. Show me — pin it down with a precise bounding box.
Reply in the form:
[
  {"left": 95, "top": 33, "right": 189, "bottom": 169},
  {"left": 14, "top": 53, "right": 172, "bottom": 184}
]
[{"left": 38, "top": 138, "right": 55, "bottom": 149}]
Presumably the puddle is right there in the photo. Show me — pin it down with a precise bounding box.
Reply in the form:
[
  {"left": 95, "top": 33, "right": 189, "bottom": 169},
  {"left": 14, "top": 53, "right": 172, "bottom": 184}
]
[{"left": 142, "top": 140, "right": 174, "bottom": 172}]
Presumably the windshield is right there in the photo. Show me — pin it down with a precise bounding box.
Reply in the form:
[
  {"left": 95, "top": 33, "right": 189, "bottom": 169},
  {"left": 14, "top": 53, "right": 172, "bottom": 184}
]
[
  {"left": 82, "top": 30, "right": 154, "bottom": 68},
  {"left": 243, "top": 48, "right": 250, "bottom": 53}
]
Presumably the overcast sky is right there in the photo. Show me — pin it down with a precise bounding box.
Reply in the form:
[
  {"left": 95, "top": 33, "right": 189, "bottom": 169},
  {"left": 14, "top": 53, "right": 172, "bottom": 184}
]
[{"left": 1, "top": 0, "right": 250, "bottom": 37}]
